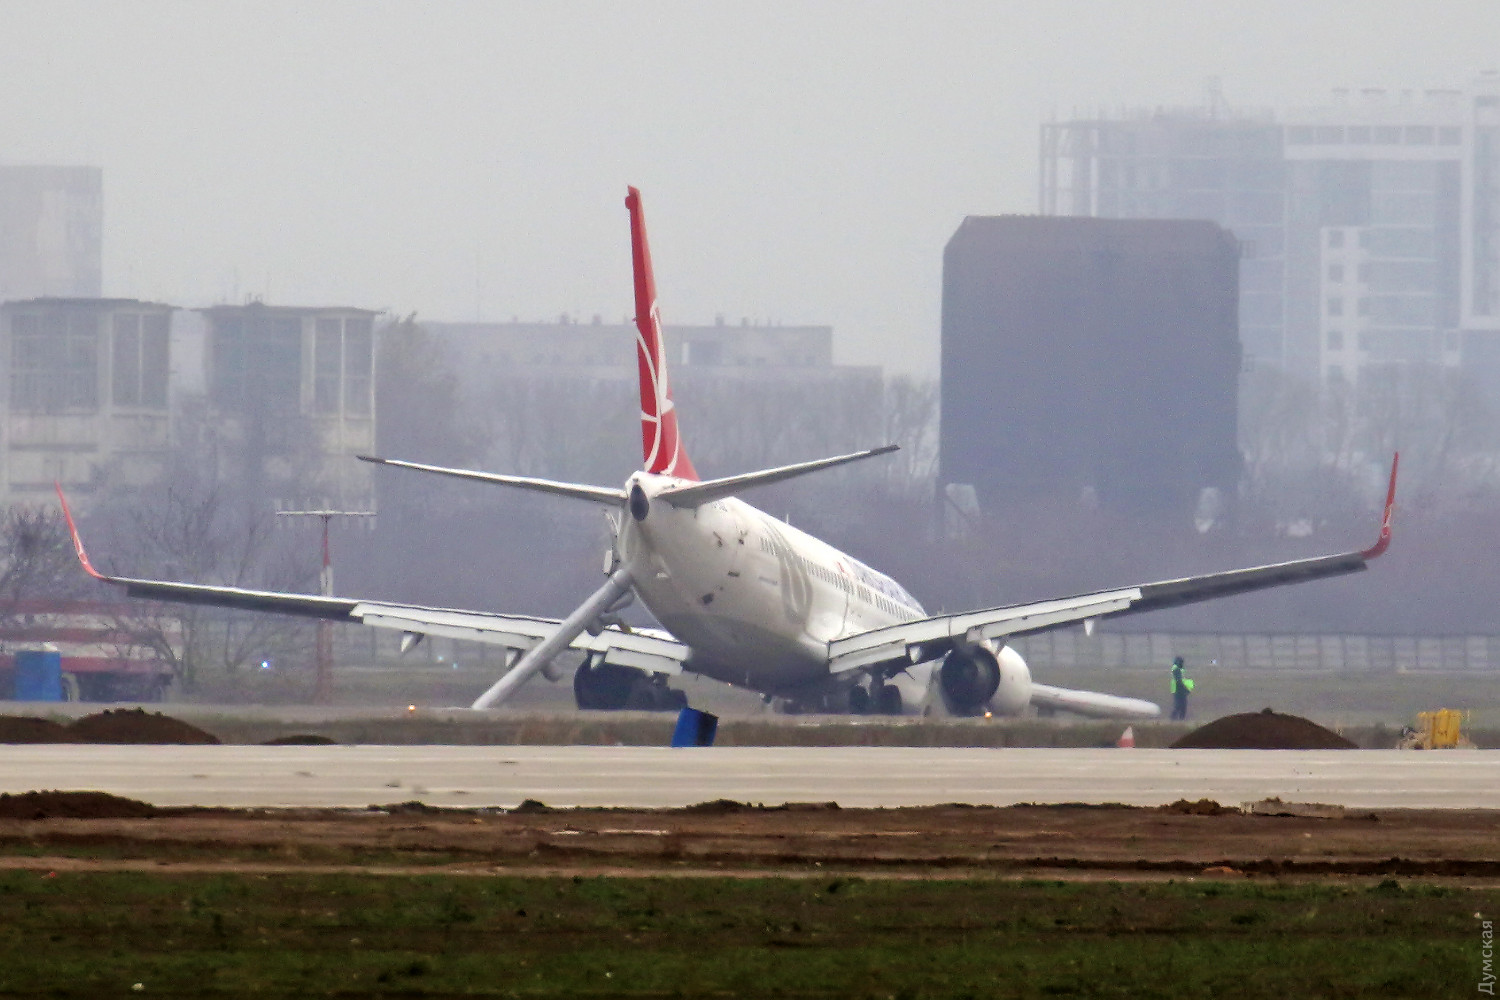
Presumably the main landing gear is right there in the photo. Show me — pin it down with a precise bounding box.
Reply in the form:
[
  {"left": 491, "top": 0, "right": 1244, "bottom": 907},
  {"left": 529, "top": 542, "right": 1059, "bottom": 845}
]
[{"left": 848, "top": 680, "right": 903, "bottom": 716}]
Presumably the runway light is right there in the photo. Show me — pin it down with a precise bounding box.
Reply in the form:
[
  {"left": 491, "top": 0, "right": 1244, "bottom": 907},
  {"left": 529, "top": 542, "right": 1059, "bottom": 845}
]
[
  {"left": 984, "top": 711, "right": 993, "bottom": 720},
  {"left": 407, "top": 704, "right": 416, "bottom": 713}
]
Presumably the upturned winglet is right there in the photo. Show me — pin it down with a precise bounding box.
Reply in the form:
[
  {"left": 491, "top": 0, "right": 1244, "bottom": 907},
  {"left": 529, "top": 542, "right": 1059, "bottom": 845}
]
[
  {"left": 55, "top": 483, "right": 106, "bottom": 581},
  {"left": 1361, "top": 452, "right": 1399, "bottom": 560}
]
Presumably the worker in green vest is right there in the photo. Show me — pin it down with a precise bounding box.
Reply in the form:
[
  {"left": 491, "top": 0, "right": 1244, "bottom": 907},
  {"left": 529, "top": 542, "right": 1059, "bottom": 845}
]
[{"left": 1170, "top": 656, "right": 1195, "bottom": 720}]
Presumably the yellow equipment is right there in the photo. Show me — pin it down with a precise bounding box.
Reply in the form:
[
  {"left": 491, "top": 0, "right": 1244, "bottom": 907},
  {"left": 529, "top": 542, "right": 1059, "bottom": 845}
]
[{"left": 1397, "top": 709, "right": 1475, "bottom": 750}]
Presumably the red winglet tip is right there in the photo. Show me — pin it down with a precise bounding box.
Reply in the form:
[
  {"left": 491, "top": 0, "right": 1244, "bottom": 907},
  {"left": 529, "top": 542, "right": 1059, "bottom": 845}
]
[
  {"left": 1361, "top": 452, "right": 1398, "bottom": 560},
  {"left": 54, "top": 482, "right": 104, "bottom": 580}
]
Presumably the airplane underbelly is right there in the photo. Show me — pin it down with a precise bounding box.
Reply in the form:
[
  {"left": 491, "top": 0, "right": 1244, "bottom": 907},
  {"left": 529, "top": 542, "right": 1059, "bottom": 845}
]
[{"left": 654, "top": 610, "right": 824, "bottom": 691}]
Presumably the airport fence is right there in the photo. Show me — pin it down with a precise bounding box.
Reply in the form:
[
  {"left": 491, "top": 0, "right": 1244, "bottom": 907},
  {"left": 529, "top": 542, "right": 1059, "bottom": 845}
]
[{"left": 1011, "top": 631, "right": 1500, "bottom": 673}]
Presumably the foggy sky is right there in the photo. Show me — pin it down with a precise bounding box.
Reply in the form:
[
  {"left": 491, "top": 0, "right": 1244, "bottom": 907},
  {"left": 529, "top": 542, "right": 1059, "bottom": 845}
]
[{"left": 3, "top": 2, "right": 1498, "bottom": 375}]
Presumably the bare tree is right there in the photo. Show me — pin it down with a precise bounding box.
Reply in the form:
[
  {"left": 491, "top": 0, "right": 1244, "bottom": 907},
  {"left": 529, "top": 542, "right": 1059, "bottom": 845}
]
[
  {"left": 375, "top": 315, "right": 485, "bottom": 468},
  {"left": 90, "top": 483, "right": 317, "bottom": 690},
  {"left": 883, "top": 375, "right": 939, "bottom": 494},
  {"left": 0, "top": 504, "right": 91, "bottom": 621}
]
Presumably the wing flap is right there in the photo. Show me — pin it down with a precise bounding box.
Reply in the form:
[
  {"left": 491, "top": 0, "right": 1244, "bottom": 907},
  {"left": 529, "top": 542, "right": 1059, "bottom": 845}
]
[
  {"left": 357, "top": 603, "right": 689, "bottom": 675},
  {"left": 353, "top": 604, "right": 554, "bottom": 649},
  {"left": 829, "top": 589, "right": 1140, "bottom": 673}
]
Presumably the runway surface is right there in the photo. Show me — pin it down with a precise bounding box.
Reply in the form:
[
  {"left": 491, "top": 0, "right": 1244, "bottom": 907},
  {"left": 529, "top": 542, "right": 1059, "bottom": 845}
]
[{"left": 1, "top": 746, "right": 1497, "bottom": 809}]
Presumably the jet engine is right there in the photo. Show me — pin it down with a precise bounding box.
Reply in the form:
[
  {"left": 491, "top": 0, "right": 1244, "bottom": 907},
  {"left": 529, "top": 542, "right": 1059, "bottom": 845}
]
[
  {"left": 573, "top": 659, "right": 637, "bottom": 710},
  {"left": 938, "top": 642, "right": 1033, "bottom": 716},
  {"left": 573, "top": 657, "right": 686, "bottom": 712}
]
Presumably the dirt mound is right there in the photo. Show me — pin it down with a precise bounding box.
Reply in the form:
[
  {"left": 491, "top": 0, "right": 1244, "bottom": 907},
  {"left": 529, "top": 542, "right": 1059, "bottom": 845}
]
[
  {"left": 0, "top": 711, "right": 219, "bottom": 745},
  {"left": 372, "top": 800, "right": 443, "bottom": 815},
  {"left": 67, "top": 709, "right": 220, "bottom": 745},
  {"left": 1172, "top": 709, "right": 1357, "bottom": 750},
  {"left": 1160, "top": 798, "right": 1239, "bottom": 816},
  {"left": 0, "top": 790, "right": 158, "bottom": 820},
  {"left": 511, "top": 799, "right": 552, "bottom": 814},
  {"left": 682, "top": 799, "right": 750, "bottom": 814},
  {"left": 0, "top": 716, "right": 71, "bottom": 743}
]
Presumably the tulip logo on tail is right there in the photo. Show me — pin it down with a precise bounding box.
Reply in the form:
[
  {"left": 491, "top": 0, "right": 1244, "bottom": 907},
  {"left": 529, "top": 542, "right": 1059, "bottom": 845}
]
[
  {"left": 637, "top": 300, "right": 693, "bottom": 478},
  {"left": 628, "top": 187, "right": 698, "bottom": 481}
]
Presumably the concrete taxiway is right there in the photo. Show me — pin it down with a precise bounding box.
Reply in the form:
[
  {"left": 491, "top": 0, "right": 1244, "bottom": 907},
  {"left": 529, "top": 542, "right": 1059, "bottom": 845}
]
[{"left": 0, "top": 746, "right": 1496, "bottom": 810}]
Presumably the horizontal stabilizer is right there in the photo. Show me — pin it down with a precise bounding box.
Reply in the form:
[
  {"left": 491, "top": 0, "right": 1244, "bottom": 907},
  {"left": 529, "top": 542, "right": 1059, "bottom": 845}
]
[
  {"left": 657, "top": 445, "right": 898, "bottom": 508},
  {"left": 357, "top": 455, "right": 626, "bottom": 506}
]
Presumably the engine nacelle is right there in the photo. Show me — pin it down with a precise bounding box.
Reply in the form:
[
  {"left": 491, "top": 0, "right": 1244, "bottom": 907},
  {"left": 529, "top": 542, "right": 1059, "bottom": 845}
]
[
  {"left": 990, "top": 644, "right": 1033, "bottom": 716},
  {"left": 939, "top": 644, "right": 999, "bottom": 714},
  {"left": 938, "top": 642, "right": 1032, "bottom": 716},
  {"left": 573, "top": 658, "right": 687, "bottom": 712}
]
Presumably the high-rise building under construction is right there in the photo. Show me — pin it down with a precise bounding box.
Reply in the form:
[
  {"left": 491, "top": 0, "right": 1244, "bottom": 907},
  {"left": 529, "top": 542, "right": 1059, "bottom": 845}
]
[{"left": 1040, "top": 76, "right": 1500, "bottom": 383}]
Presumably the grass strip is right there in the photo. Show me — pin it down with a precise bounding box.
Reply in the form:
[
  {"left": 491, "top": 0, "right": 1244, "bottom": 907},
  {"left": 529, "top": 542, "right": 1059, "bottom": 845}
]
[{"left": 0, "top": 871, "right": 1492, "bottom": 997}]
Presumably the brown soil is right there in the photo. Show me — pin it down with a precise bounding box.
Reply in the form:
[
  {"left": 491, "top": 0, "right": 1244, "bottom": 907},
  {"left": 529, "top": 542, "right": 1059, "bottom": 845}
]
[
  {"left": 1171, "top": 708, "right": 1358, "bottom": 750},
  {"left": 1160, "top": 798, "right": 1241, "bottom": 815},
  {"left": 0, "top": 790, "right": 158, "bottom": 820},
  {"left": 0, "top": 710, "right": 221, "bottom": 745},
  {"left": 0, "top": 799, "right": 1497, "bottom": 880},
  {"left": 64, "top": 709, "right": 220, "bottom": 745},
  {"left": 0, "top": 716, "right": 70, "bottom": 743}
]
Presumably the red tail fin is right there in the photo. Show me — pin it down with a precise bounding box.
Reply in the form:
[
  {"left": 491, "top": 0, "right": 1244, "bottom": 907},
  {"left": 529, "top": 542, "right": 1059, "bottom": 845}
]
[{"left": 626, "top": 187, "right": 698, "bottom": 480}]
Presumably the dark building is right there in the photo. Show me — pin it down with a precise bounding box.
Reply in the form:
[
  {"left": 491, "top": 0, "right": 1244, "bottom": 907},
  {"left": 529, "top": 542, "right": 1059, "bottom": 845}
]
[
  {"left": 1040, "top": 110, "right": 1285, "bottom": 368},
  {"left": 939, "top": 215, "right": 1242, "bottom": 520}
]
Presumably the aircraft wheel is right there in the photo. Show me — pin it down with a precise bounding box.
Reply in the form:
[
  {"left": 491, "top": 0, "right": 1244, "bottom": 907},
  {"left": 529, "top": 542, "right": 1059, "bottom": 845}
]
[
  {"left": 625, "top": 679, "right": 686, "bottom": 712},
  {"left": 848, "top": 685, "right": 871, "bottom": 715},
  {"left": 875, "top": 684, "right": 903, "bottom": 716}
]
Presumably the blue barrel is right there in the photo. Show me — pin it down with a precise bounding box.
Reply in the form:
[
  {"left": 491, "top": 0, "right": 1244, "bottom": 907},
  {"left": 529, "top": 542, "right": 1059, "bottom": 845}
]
[
  {"left": 13, "top": 650, "right": 63, "bottom": 701},
  {"left": 671, "top": 706, "right": 718, "bottom": 747}
]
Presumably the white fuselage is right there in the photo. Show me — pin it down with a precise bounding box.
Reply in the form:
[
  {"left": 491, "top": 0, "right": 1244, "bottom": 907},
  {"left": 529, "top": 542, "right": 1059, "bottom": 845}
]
[{"left": 616, "top": 472, "right": 936, "bottom": 704}]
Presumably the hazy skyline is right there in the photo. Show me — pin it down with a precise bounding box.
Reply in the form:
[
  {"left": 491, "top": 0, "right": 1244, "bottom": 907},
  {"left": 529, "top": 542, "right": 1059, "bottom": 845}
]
[{"left": 4, "top": 2, "right": 1498, "bottom": 374}]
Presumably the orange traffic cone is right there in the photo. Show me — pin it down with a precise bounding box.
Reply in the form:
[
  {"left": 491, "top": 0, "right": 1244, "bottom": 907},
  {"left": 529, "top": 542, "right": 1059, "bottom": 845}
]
[{"left": 1117, "top": 726, "right": 1135, "bottom": 748}]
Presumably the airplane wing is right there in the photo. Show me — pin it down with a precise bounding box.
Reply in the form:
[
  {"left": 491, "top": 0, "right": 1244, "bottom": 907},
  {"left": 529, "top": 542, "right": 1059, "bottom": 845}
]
[
  {"left": 829, "top": 454, "right": 1398, "bottom": 676},
  {"left": 57, "top": 489, "right": 689, "bottom": 678}
]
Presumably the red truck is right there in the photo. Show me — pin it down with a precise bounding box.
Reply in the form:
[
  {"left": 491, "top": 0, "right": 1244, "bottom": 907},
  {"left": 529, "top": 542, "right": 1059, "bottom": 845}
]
[{"left": 0, "top": 601, "right": 176, "bottom": 702}]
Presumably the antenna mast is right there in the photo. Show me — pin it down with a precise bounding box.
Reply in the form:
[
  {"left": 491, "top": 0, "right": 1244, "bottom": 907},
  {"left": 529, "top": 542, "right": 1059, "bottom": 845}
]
[{"left": 277, "top": 507, "right": 376, "bottom": 703}]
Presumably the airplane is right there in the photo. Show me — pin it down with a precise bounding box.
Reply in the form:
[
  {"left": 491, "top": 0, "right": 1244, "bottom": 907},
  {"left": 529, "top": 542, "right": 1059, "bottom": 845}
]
[{"left": 58, "top": 187, "right": 1400, "bottom": 721}]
